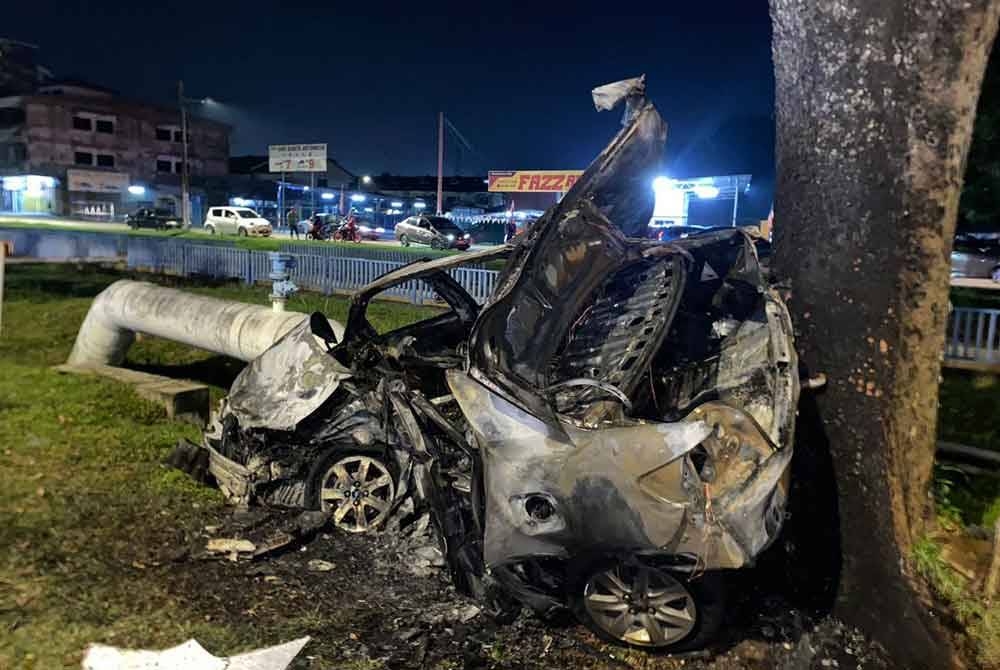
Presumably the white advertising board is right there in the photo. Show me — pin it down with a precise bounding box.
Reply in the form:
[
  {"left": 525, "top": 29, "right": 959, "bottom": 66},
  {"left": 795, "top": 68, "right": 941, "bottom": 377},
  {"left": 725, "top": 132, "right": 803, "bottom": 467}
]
[{"left": 268, "top": 144, "right": 327, "bottom": 172}]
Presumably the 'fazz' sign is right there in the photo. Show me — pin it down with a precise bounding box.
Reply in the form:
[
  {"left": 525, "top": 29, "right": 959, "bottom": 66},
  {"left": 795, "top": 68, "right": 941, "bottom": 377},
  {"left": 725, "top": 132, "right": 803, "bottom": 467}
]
[{"left": 488, "top": 170, "right": 584, "bottom": 192}]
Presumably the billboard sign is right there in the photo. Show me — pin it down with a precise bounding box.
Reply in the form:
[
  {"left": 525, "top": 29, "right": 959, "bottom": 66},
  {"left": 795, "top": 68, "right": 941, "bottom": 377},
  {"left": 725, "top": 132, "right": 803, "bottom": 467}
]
[
  {"left": 488, "top": 170, "right": 584, "bottom": 193},
  {"left": 268, "top": 143, "right": 327, "bottom": 172},
  {"left": 67, "top": 169, "right": 130, "bottom": 193}
]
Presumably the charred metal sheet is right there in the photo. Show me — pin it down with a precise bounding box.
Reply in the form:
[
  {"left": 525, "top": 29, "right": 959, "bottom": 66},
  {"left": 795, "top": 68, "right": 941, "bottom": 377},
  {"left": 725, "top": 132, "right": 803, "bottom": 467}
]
[{"left": 227, "top": 314, "right": 351, "bottom": 431}]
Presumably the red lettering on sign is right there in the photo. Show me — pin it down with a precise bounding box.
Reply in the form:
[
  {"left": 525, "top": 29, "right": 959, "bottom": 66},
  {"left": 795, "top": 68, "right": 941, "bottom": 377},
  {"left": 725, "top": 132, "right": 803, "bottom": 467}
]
[
  {"left": 529, "top": 174, "right": 541, "bottom": 190},
  {"left": 540, "top": 175, "right": 563, "bottom": 190},
  {"left": 518, "top": 174, "right": 532, "bottom": 190},
  {"left": 565, "top": 174, "right": 579, "bottom": 190}
]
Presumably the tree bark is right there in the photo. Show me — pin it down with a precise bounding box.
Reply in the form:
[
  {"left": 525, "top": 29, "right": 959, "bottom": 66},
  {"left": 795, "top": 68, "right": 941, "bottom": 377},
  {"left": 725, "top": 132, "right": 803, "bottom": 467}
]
[{"left": 769, "top": 2, "right": 1000, "bottom": 667}]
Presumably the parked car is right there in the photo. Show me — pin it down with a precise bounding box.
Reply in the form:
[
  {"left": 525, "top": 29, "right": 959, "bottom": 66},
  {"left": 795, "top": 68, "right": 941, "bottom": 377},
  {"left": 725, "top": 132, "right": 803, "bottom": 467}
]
[
  {"left": 179, "top": 77, "right": 799, "bottom": 653},
  {"left": 951, "top": 237, "right": 1000, "bottom": 281},
  {"left": 395, "top": 215, "right": 471, "bottom": 250},
  {"left": 203, "top": 207, "right": 273, "bottom": 237},
  {"left": 125, "top": 208, "right": 182, "bottom": 230}
]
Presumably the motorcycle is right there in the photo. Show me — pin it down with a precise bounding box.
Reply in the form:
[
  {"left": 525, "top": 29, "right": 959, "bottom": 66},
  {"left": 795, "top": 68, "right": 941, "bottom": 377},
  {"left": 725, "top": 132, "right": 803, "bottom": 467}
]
[
  {"left": 306, "top": 216, "right": 336, "bottom": 241},
  {"left": 333, "top": 218, "right": 362, "bottom": 243}
]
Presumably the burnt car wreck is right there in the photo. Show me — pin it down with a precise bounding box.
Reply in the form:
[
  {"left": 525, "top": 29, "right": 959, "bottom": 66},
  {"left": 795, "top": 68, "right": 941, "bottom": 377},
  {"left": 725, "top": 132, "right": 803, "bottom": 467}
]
[{"left": 190, "top": 76, "right": 799, "bottom": 651}]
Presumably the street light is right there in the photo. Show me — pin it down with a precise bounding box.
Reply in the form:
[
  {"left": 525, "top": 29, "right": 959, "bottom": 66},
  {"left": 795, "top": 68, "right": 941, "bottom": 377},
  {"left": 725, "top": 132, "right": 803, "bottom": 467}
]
[
  {"left": 177, "top": 80, "right": 215, "bottom": 228},
  {"left": 414, "top": 201, "right": 426, "bottom": 210},
  {"left": 362, "top": 175, "right": 372, "bottom": 185},
  {"left": 391, "top": 201, "right": 403, "bottom": 208},
  {"left": 350, "top": 194, "right": 366, "bottom": 203}
]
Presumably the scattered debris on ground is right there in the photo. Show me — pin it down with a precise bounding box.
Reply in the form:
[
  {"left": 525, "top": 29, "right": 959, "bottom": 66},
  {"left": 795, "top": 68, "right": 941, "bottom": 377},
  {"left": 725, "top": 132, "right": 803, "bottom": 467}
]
[
  {"left": 82, "top": 636, "right": 309, "bottom": 670},
  {"left": 138, "top": 504, "right": 896, "bottom": 669}
]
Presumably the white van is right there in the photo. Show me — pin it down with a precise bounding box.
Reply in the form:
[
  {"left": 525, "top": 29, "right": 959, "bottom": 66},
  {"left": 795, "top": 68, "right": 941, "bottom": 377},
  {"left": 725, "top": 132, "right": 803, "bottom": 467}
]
[{"left": 204, "top": 207, "right": 272, "bottom": 237}]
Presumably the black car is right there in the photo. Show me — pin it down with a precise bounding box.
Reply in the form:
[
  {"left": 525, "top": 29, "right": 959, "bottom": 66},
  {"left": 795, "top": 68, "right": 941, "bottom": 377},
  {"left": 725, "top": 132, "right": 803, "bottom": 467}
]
[{"left": 125, "top": 208, "right": 182, "bottom": 230}]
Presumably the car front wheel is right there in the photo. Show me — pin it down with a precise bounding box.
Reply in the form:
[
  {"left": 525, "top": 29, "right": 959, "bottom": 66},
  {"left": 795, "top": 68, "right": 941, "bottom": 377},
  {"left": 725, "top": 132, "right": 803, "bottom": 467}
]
[
  {"left": 207, "top": 226, "right": 216, "bottom": 235},
  {"left": 570, "top": 556, "right": 725, "bottom": 652},
  {"left": 238, "top": 228, "right": 247, "bottom": 237},
  {"left": 399, "top": 234, "right": 410, "bottom": 247},
  {"left": 307, "top": 451, "right": 396, "bottom": 534}
]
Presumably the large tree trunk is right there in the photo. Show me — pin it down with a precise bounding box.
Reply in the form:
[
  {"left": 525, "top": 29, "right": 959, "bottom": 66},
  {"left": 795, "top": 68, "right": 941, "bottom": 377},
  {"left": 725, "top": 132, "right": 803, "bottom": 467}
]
[{"left": 769, "top": 1, "right": 1000, "bottom": 667}]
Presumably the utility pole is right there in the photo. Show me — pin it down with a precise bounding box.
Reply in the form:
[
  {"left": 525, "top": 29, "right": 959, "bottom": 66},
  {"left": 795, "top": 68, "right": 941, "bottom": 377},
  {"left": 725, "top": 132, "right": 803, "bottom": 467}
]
[
  {"left": 178, "top": 80, "right": 191, "bottom": 228},
  {"left": 436, "top": 111, "right": 444, "bottom": 215}
]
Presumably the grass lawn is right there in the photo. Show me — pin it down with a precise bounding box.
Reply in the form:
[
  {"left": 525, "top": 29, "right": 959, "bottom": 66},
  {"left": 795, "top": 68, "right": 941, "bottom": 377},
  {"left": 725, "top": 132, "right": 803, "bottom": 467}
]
[
  {"left": 0, "top": 262, "right": 998, "bottom": 667},
  {"left": 0, "top": 264, "right": 438, "bottom": 668}
]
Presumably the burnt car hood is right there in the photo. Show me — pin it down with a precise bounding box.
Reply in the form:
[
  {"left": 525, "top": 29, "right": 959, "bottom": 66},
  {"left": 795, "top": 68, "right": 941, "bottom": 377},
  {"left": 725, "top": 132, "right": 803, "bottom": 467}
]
[
  {"left": 451, "top": 76, "right": 799, "bottom": 570},
  {"left": 227, "top": 315, "right": 352, "bottom": 431}
]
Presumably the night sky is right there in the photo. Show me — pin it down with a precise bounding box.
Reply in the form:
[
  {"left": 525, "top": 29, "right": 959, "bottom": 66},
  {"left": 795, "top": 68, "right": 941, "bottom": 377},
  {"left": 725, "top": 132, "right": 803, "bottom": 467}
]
[{"left": 9, "top": 1, "right": 775, "bottom": 205}]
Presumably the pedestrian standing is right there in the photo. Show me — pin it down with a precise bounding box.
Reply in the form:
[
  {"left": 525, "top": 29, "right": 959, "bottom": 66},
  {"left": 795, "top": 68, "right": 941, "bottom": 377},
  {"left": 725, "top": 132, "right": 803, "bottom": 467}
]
[
  {"left": 288, "top": 208, "right": 300, "bottom": 239},
  {"left": 504, "top": 218, "right": 517, "bottom": 243}
]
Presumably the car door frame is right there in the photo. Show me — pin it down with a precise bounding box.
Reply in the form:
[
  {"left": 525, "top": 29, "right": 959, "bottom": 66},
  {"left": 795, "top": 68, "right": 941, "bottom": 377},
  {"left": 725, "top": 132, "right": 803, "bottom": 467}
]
[
  {"left": 417, "top": 217, "right": 433, "bottom": 244},
  {"left": 222, "top": 208, "right": 238, "bottom": 234}
]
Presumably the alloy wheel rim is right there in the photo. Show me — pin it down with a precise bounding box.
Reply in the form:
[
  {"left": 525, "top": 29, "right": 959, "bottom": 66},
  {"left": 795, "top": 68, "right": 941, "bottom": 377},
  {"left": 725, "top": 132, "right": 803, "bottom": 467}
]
[
  {"left": 319, "top": 455, "right": 395, "bottom": 533},
  {"left": 583, "top": 563, "right": 697, "bottom": 647}
]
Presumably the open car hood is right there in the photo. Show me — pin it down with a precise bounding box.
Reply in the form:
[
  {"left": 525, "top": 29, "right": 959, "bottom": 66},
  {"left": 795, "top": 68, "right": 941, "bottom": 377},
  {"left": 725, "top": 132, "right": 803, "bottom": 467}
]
[{"left": 467, "top": 75, "right": 667, "bottom": 417}]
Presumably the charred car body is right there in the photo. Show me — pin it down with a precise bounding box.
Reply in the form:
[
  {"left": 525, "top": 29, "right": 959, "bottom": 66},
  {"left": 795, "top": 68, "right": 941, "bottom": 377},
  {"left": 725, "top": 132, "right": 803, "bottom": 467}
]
[{"left": 195, "top": 77, "right": 798, "bottom": 651}]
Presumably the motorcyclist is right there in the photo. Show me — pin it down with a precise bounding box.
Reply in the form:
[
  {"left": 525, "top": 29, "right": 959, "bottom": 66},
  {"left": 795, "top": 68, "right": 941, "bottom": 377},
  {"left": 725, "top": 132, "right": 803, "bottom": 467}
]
[
  {"left": 338, "top": 209, "right": 361, "bottom": 242},
  {"left": 308, "top": 213, "right": 328, "bottom": 240}
]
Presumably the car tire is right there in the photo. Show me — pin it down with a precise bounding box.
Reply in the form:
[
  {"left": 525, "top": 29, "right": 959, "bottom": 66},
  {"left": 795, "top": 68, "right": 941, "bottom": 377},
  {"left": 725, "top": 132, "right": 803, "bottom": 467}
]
[
  {"left": 430, "top": 238, "right": 442, "bottom": 250},
  {"left": 305, "top": 448, "right": 398, "bottom": 534},
  {"left": 992, "top": 266, "right": 1000, "bottom": 283},
  {"left": 399, "top": 234, "right": 410, "bottom": 247},
  {"left": 569, "top": 555, "right": 725, "bottom": 653},
  {"left": 238, "top": 228, "right": 247, "bottom": 237},
  {"left": 207, "top": 226, "right": 216, "bottom": 235}
]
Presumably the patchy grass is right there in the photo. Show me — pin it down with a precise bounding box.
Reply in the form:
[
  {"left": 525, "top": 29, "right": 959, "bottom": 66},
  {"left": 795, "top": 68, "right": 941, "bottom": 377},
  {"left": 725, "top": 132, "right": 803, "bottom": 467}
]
[
  {"left": 936, "top": 368, "right": 1000, "bottom": 531},
  {"left": 914, "top": 536, "right": 1000, "bottom": 668},
  {"left": 0, "top": 263, "right": 437, "bottom": 668}
]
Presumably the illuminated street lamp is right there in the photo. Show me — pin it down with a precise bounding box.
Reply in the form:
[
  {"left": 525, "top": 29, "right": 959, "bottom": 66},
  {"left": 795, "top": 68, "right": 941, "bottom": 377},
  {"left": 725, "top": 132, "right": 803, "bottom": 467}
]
[
  {"left": 321, "top": 192, "right": 335, "bottom": 200},
  {"left": 350, "top": 194, "right": 366, "bottom": 203},
  {"left": 414, "top": 201, "right": 426, "bottom": 210},
  {"left": 391, "top": 201, "right": 403, "bottom": 208}
]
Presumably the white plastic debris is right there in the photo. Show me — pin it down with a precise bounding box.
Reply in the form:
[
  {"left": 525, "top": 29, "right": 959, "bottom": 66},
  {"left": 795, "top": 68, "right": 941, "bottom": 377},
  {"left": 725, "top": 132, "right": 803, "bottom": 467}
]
[{"left": 81, "top": 636, "right": 310, "bottom": 670}]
